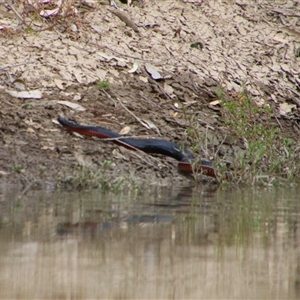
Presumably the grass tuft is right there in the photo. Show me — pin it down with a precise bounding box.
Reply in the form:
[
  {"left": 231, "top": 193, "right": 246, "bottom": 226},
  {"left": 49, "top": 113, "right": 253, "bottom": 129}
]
[
  {"left": 184, "top": 86, "right": 300, "bottom": 186},
  {"left": 96, "top": 80, "right": 110, "bottom": 90},
  {"left": 56, "top": 161, "right": 141, "bottom": 192}
]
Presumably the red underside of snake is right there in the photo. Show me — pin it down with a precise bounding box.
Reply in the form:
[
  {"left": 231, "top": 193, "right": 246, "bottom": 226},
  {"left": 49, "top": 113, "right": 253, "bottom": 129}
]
[{"left": 58, "top": 117, "right": 216, "bottom": 178}]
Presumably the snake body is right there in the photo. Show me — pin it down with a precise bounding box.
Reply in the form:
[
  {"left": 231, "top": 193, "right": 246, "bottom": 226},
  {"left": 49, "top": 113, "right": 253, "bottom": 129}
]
[{"left": 57, "top": 117, "right": 216, "bottom": 178}]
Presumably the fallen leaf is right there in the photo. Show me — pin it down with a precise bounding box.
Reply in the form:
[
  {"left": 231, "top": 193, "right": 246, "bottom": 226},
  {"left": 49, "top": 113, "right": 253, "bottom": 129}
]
[
  {"left": 254, "top": 98, "right": 266, "bottom": 107},
  {"left": 209, "top": 100, "right": 220, "bottom": 106},
  {"left": 40, "top": 8, "right": 60, "bottom": 17},
  {"left": 70, "top": 24, "right": 78, "bottom": 32},
  {"left": 52, "top": 119, "right": 60, "bottom": 125},
  {"left": 279, "top": 102, "right": 296, "bottom": 116},
  {"left": 128, "top": 61, "right": 140, "bottom": 73},
  {"left": 57, "top": 100, "right": 86, "bottom": 111},
  {"left": 145, "top": 63, "right": 163, "bottom": 80},
  {"left": 119, "top": 126, "right": 131, "bottom": 135},
  {"left": 54, "top": 78, "right": 65, "bottom": 90},
  {"left": 73, "top": 93, "right": 82, "bottom": 101},
  {"left": 6, "top": 89, "right": 42, "bottom": 99},
  {"left": 208, "top": 100, "right": 221, "bottom": 111},
  {"left": 140, "top": 119, "right": 160, "bottom": 135},
  {"left": 73, "top": 132, "right": 84, "bottom": 138},
  {"left": 90, "top": 24, "right": 102, "bottom": 35},
  {"left": 24, "top": 119, "right": 42, "bottom": 129},
  {"left": 113, "top": 149, "right": 127, "bottom": 160},
  {"left": 13, "top": 79, "right": 26, "bottom": 91},
  {"left": 73, "top": 69, "right": 84, "bottom": 83},
  {"left": 98, "top": 51, "right": 126, "bottom": 62},
  {"left": 139, "top": 76, "right": 148, "bottom": 83},
  {"left": 184, "top": 100, "right": 196, "bottom": 105},
  {"left": 28, "top": 0, "right": 52, "bottom": 7},
  {"left": 164, "top": 83, "right": 174, "bottom": 95},
  {"left": 41, "top": 145, "right": 55, "bottom": 150},
  {"left": 26, "top": 127, "right": 36, "bottom": 134}
]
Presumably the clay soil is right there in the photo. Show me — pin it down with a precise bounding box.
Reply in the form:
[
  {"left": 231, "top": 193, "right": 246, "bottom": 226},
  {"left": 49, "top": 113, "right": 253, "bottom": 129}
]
[{"left": 0, "top": 0, "right": 300, "bottom": 189}]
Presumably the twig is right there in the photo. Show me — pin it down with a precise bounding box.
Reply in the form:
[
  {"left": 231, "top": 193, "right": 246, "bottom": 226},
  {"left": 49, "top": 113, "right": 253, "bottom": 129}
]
[
  {"left": 204, "top": 125, "right": 209, "bottom": 156},
  {"left": 77, "top": 134, "right": 153, "bottom": 144},
  {"left": 118, "top": 98, "right": 143, "bottom": 123},
  {"left": 274, "top": 115, "right": 283, "bottom": 130},
  {"left": 189, "top": 73, "right": 199, "bottom": 93},
  {"left": 128, "top": 149, "right": 164, "bottom": 171},
  {"left": 103, "top": 44, "right": 141, "bottom": 60},
  {"left": 6, "top": 1, "right": 24, "bottom": 24},
  {"left": 108, "top": 8, "right": 140, "bottom": 34},
  {"left": 148, "top": 77, "right": 172, "bottom": 101},
  {"left": 138, "top": 92, "right": 161, "bottom": 108},
  {"left": 117, "top": 97, "right": 161, "bottom": 135},
  {"left": 68, "top": 118, "right": 164, "bottom": 171},
  {"left": 286, "top": 88, "right": 300, "bottom": 108},
  {"left": 18, "top": 182, "right": 34, "bottom": 197},
  {"left": 0, "top": 61, "right": 35, "bottom": 71},
  {"left": 103, "top": 89, "right": 160, "bottom": 135},
  {"left": 102, "top": 89, "right": 117, "bottom": 107},
  {"left": 110, "top": 0, "right": 119, "bottom": 9},
  {"left": 214, "top": 131, "right": 228, "bottom": 158},
  {"left": 271, "top": 8, "right": 300, "bottom": 18},
  {"left": 100, "top": 137, "right": 165, "bottom": 170}
]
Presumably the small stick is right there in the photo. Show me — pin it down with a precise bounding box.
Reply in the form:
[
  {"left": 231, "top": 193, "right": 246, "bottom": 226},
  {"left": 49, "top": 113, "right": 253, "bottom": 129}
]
[
  {"left": 6, "top": 1, "right": 24, "bottom": 23},
  {"left": 117, "top": 97, "right": 144, "bottom": 124},
  {"left": 102, "top": 90, "right": 160, "bottom": 134},
  {"left": 108, "top": 8, "right": 140, "bottom": 34},
  {"left": 0, "top": 61, "right": 34, "bottom": 71},
  {"left": 117, "top": 97, "right": 161, "bottom": 135},
  {"left": 64, "top": 120, "right": 164, "bottom": 171}
]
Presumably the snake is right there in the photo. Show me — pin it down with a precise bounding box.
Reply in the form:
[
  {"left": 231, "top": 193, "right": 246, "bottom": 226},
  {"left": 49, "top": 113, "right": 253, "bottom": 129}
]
[{"left": 57, "top": 117, "right": 216, "bottom": 178}]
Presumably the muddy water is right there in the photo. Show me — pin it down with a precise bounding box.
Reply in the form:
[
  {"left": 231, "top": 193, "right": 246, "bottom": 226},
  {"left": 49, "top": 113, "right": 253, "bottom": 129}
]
[{"left": 0, "top": 184, "right": 299, "bottom": 299}]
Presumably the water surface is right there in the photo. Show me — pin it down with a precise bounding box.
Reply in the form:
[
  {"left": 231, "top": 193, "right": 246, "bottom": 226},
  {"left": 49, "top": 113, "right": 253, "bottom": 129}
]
[{"left": 0, "top": 184, "right": 299, "bottom": 299}]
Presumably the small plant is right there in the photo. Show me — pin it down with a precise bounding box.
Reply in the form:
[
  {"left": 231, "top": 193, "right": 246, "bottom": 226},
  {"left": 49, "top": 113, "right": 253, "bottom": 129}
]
[
  {"left": 13, "top": 164, "right": 24, "bottom": 173},
  {"left": 96, "top": 80, "right": 110, "bottom": 90},
  {"left": 24, "top": 27, "right": 36, "bottom": 34},
  {"left": 182, "top": 84, "right": 300, "bottom": 185},
  {"left": 56, "top": 160, "right": 141, "bottom": 192},
  {"left": 39, "top": 165, "right": 47, "bottom": 177},
  {"left": 220, "top": 89, "right": 299, "bottom": 184}
]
